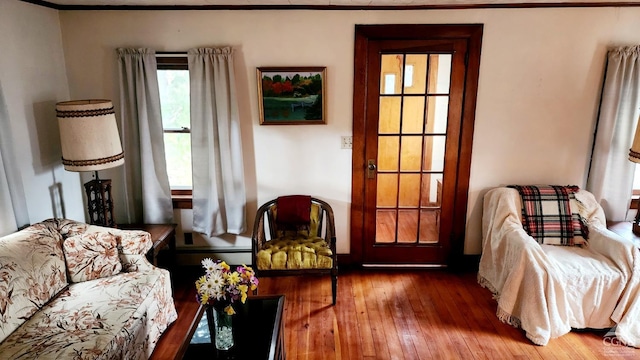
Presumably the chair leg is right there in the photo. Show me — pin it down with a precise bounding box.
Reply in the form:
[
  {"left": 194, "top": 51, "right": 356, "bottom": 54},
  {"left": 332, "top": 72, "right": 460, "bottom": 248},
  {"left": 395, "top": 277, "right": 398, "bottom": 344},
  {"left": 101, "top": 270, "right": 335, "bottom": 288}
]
[{"left": 331, "top": 273, "right": 338, "bottom": 306}]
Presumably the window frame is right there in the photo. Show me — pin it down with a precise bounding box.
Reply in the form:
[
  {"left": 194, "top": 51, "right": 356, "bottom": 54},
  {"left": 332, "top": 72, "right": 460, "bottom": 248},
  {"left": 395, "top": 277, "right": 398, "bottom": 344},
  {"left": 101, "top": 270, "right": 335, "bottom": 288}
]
[{"left": 157, "top": 54, "right": 192, "bottom": 209}]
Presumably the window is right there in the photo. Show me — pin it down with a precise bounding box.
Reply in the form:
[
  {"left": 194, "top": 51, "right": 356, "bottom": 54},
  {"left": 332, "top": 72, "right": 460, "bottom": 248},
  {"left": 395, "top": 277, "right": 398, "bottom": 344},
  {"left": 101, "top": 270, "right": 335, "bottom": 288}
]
[{"left": 157, "top": 55, "right": 192, "bottom": 208}]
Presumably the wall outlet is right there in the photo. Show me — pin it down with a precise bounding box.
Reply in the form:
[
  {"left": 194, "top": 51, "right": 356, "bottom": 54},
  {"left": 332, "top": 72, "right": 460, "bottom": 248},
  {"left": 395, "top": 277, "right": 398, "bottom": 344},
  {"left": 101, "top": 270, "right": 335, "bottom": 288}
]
[{"left": 341, "top": 136, "right": 353, "bottom": 149}]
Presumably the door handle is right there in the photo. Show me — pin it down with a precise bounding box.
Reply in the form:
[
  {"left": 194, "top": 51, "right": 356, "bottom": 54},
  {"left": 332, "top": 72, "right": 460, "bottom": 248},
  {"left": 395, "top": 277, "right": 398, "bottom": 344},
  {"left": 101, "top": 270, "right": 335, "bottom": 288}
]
[{"left": 367, "top": 159, "right": 377, "bottom": 179}]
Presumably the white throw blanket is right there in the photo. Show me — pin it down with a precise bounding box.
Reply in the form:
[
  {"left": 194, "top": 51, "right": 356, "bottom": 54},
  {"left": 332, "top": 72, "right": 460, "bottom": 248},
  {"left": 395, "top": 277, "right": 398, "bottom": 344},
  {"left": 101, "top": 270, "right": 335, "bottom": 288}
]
[{"left": 478, "top": 187, "right": 640, "bottom": 347}]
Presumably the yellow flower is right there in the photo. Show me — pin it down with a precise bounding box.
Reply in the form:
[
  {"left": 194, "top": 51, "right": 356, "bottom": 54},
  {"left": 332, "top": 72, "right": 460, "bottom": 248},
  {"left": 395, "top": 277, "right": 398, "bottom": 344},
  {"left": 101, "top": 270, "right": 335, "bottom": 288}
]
[
  {"left": 238, "top": 284, "right": 248, "bottom": 303},
  {"left": 221, "top": 262, "right": 230, "bottom": 271},
  {"left": 224, "top": 305, "right": 236, "bottom": 315},
  {"left": 195, "top": 275, "right": 208, "bottom": 292},
  {"left": 200, "top": 293, "right": 209, "bottom": 304},
  {"left": 226, "top": 272, "right": 240, "bottom": 285}
]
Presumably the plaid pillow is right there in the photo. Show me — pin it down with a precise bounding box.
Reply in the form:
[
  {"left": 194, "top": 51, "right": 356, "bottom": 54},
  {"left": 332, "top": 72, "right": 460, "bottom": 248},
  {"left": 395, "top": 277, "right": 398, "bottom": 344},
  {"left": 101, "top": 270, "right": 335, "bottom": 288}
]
[{"left": 508, "top": 185, "right": 588, "bottom": 246}]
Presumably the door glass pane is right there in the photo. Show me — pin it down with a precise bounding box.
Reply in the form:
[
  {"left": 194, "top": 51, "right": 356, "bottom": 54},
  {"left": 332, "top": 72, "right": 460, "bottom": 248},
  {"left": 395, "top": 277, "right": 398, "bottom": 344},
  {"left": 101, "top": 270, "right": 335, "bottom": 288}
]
[
  {"left": 401, "top": 97, "right": 425, "bottom": 134},
  {"left": 378, "top": 136, "right": 399, "bottom": 171},
  {"left": 426, "top": 96, "right": 449, "bottom": 134},
  {"left": 374, "top": 50, "right": 454, "bottom": 248},
  {"left": 419, "top": 209, "right": 440, "bottom": 243},
  {"left": 400, "top": 136, "right": 422, "bottom": 171},
  {"left": 398, "top": 210, "right": 418, "bottom": 243},
  {"left": 398, "top": 174, "right": 420, "bottom": 207},
  {"left": 421, "top": 173, "right": 443, "bottom": 206},
  {"left": 380, "top": 54, "right": 404, "bottom": 95},
  {"left": 377, "top": 174, "right": 398, "bottom": 207},
  {"left": 379, "top": 97, "right": 401, "bottom": 134},
  {"left": 376, "top": 209, "right": 396, "bottom": 243},
  {"left": 428, "top": 54, "right": 452, "bottom": 94},
  {"left": 404, "top": 55, "right": 428, "bottom": 94},
  {"left": 423, "top": 136, "right": 445, "bottom": 172}
]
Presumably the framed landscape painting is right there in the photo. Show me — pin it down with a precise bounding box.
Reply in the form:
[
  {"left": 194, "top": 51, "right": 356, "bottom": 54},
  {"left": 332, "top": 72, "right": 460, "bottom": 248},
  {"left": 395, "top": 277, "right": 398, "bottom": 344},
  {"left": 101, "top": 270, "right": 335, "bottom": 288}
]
[{"left": 257, "top": 67, "right": 326, "bottom": 125}]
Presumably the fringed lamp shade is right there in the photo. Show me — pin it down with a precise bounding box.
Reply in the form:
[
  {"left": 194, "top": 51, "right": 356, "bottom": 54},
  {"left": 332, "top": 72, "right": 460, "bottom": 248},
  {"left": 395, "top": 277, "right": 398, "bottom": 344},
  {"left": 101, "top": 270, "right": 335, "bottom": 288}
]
[
  {"left": 56, "top": 100, "right": 124, "bottom": 227},
  {"left": 56, "top": 100, "right": 124, "bottom": 171},
  {"left": 629, "top": 115, "right": 640, "bottom": 235}
]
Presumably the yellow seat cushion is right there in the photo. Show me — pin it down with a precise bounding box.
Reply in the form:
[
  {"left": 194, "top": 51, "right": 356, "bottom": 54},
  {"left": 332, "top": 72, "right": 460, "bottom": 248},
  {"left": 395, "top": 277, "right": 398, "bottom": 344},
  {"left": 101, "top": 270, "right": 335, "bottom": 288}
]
[{"left": 257, "top": 236, "right": 333, "bottom": 270}]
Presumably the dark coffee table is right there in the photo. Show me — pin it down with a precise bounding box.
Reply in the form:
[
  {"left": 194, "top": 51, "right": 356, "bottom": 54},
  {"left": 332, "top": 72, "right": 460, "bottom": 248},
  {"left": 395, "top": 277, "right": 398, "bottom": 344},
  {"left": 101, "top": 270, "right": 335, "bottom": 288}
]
[{"left": 179, "top": 295, "right": 285, "bottom": 360}]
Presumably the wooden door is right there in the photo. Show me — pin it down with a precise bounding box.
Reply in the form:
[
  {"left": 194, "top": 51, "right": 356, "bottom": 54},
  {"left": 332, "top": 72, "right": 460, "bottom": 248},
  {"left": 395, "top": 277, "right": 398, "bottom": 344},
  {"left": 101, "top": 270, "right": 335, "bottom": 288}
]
[{"left": 351, "top": 25, "right": 483, "bottom": 266}]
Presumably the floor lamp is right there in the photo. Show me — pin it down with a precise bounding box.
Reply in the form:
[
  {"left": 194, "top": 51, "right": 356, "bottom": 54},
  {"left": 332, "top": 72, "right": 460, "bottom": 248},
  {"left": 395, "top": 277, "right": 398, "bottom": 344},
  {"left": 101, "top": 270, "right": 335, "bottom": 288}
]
[
  {"left": 56, "top": 100, "right": 124, "bottom": 227},
  {"left": 629, "top": 117, "right": 640, "bottom": 236}
]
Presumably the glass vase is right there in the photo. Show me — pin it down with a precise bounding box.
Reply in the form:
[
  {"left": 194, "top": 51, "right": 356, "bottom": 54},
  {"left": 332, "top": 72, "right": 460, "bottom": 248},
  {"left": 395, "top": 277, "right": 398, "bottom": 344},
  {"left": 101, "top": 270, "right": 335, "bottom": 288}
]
[{"left": 211, "top": 307, "right": 234, "bottom": 351}]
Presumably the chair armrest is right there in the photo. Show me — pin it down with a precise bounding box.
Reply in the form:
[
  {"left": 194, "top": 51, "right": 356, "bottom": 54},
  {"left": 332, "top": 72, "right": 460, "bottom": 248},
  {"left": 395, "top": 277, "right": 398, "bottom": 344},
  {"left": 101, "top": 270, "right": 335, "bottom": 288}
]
[
  {"left": 479, "top": 188, "right": 548, "bottom": 293},
  {"left": 587, "top": 225, "right": 637, "bottom": 272}
]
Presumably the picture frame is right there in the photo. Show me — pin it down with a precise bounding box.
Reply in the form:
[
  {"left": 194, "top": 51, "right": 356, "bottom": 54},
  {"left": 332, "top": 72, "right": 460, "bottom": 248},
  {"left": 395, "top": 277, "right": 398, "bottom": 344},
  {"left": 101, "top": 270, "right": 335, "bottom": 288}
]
[{"left": 257, "top": 67, "right": 326, "bottom": 125}]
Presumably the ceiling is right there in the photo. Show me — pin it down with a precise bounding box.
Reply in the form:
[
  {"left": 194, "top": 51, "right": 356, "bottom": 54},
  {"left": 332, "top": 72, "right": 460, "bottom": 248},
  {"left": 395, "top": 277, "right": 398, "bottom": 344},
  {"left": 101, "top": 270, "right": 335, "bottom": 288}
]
[{"left": 29, "top": 0, "right": 640, "bottom": 9}]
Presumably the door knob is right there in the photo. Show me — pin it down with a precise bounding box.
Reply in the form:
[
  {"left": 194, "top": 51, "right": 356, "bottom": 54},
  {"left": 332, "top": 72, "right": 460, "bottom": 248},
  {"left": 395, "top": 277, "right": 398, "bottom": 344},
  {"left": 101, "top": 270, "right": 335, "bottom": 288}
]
[{"left": 367, "top": 159, "right": 377, "bottom": 179}]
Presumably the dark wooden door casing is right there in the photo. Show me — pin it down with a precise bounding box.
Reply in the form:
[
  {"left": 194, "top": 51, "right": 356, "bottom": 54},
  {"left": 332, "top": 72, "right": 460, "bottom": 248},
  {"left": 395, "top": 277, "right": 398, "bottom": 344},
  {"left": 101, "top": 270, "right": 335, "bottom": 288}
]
[{"left": 349, "top": 24, "right": 483, "bottom": 267}]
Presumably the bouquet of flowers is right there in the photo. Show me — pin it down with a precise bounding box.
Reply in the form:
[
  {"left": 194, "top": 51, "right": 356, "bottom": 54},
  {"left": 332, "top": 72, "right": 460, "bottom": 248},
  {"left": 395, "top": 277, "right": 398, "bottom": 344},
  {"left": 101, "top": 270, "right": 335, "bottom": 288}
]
[{"left": 195, "top": 258, "right": 259, "bottom": 315}]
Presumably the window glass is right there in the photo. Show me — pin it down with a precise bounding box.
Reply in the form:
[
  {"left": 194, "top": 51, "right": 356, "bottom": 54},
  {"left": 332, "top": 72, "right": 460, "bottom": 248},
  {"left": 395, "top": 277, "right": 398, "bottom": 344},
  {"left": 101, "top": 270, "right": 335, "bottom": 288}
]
[{"left": 157, "top": 64, "right": 192, "bottom": 189}]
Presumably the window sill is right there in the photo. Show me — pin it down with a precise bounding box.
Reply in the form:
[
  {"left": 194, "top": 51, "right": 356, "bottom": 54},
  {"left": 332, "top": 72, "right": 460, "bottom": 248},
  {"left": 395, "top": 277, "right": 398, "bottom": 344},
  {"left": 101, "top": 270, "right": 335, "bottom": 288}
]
[{"left": 172, "top": 191, "right": 192, "bottom": 209}]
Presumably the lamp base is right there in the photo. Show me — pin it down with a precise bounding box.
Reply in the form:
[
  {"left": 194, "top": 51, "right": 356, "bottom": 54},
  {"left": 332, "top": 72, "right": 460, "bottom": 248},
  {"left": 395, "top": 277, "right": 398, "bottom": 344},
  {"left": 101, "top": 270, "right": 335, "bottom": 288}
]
[{"left": 84, "top": 178, "right": 116, "bottom": 227}]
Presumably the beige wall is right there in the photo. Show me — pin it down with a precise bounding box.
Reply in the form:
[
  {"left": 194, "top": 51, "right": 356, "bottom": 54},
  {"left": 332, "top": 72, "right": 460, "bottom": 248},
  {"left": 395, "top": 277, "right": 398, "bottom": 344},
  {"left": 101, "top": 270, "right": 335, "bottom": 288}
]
[
  {"left": 0, "top": 0, "right": 84, "bottom": 226},
  {"left": 57, "top": 7, "right": 640, "bottom": 256}
]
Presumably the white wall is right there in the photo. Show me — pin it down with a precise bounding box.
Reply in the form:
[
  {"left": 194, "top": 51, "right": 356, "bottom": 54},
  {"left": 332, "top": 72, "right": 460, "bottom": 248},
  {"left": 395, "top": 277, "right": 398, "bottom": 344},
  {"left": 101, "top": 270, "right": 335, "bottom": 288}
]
[
  {"left": 57, "top": 7, "right": 640, "bottom": 256},
  {"left": 0, "top": 0, "right": 84, "bottom": 225}
]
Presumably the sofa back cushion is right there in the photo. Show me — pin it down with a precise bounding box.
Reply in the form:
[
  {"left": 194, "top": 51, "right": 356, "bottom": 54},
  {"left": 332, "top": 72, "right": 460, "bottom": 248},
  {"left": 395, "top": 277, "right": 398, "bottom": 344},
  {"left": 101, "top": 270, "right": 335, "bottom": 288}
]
[
  {"left": 0, "top": 222, "right": 68, "bottom": 343},
  {"left": 63, "top": 232, "right": 122, "bottom": 283}
]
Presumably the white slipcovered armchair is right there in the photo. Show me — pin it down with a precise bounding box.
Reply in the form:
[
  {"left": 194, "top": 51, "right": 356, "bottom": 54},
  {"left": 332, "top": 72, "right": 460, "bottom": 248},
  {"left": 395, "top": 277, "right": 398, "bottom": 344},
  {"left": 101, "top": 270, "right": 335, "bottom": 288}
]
[{"left": 478, "top": 187, "right": 640, "bottom": 347}]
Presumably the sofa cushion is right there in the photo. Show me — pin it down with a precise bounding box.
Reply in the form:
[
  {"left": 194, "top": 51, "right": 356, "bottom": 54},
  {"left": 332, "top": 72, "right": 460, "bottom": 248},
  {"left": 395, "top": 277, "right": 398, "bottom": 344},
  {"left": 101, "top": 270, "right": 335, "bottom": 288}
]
[
  {"left": 0, "top": 269, "right": 177, "bottom": 359},
  {"left": 63, "top": 232, "right": 122, "bottom": 283},
  {"left": 0, "top": 223, "right": 68, "bottom": 343}
]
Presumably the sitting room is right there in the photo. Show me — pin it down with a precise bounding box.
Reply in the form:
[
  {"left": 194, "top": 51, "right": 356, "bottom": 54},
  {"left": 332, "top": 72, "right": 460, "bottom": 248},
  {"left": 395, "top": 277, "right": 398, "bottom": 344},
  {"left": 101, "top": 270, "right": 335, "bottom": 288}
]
[{"left": 3, "top": 0, "right": 640, "bottom": 358}]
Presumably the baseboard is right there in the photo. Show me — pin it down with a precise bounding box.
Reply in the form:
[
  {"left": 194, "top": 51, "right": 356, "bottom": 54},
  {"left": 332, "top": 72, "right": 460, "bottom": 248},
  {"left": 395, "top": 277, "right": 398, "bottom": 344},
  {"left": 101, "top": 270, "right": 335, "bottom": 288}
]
[{"left": 175, "top": 246, "right": 252, "bottom": 266}]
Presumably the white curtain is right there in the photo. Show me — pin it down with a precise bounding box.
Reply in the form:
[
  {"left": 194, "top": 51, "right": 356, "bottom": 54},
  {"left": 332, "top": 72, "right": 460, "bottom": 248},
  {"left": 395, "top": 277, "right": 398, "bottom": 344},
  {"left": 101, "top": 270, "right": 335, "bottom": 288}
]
[
  {"left": 188, "top": 47, "right": 246, "bottom": 236},
  {"left": 117, "top": 48, "right": 174, "bottom": 224},
  {"left": 587, "top": 45, "right": 640, "bottom": 221},
  {"left": 0, "top": 82, "right": 29, "bottom": 235}
]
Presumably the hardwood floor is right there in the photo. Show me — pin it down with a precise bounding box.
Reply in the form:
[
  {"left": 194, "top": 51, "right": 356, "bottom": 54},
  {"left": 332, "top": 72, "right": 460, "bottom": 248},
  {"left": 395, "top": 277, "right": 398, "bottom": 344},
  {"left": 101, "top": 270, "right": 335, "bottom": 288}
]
[{"left": 155, "top": 268, "right": 640, "bottom": 360}]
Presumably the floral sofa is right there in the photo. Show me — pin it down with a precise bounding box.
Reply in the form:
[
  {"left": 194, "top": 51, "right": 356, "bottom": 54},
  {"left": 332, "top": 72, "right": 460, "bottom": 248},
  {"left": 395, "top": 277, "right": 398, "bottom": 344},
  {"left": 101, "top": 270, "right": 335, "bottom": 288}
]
[{"left": 0, "top": 218, "right": 178, "bottom": 359}]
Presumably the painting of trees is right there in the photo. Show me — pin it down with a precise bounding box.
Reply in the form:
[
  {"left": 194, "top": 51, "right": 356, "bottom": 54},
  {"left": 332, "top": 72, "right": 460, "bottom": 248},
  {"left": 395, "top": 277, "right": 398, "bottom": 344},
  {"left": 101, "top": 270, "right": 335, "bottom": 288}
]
[{"left": 258, "top": 67, "right": 326, "bottom": 124}]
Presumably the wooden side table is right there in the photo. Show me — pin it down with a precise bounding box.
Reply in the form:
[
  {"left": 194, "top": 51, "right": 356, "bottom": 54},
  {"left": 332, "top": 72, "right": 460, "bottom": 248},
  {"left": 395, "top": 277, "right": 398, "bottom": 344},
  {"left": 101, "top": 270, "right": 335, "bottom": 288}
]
[{"left": 119, "top": 223, "right": 177, "bottom": 268}]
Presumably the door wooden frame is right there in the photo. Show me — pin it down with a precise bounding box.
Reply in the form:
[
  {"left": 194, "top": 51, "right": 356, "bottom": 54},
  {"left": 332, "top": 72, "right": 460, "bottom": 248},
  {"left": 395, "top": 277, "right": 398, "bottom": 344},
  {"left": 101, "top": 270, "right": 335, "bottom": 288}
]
[{"left": 349, "top": 24, "right": 483, "bottom": 267}]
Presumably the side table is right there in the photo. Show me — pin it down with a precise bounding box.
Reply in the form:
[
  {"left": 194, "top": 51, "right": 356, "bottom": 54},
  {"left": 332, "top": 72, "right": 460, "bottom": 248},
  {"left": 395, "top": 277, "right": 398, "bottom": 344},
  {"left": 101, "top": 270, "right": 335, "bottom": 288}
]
[{"left": 119, "top": 223, "right": 177, "bottom": 268}]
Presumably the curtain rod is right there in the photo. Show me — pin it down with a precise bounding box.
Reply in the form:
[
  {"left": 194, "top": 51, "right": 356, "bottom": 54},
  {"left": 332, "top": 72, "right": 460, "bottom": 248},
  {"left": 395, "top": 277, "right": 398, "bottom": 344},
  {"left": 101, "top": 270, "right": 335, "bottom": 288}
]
[{"left": 156, "top": 52, "right": 187, "bottom": 56}]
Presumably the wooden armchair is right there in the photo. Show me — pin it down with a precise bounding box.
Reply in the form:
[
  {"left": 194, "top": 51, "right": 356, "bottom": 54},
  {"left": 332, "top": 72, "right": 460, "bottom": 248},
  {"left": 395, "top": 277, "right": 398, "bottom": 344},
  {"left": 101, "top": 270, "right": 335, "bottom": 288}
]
[{"left": 251, "top": 196, "right": 338, "bottom": 305}]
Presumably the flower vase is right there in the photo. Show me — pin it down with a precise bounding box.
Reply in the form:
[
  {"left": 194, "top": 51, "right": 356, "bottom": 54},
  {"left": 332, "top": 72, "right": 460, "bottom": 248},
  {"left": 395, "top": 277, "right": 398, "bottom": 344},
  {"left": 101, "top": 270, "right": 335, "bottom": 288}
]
[{"left": 211, "top": 307, "right": 234, "bottom": 351}]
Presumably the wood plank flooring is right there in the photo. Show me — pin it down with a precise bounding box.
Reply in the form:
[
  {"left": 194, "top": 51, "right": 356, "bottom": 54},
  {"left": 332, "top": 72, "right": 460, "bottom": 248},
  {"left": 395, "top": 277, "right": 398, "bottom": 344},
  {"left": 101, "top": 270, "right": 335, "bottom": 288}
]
[{"left": 154, "top": 269, "right": 640, "bottom": 359}]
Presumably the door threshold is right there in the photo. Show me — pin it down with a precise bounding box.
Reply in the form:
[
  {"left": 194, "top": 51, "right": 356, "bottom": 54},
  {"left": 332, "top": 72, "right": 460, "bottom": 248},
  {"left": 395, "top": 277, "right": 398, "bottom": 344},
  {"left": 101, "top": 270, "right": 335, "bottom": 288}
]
[{"left": 362, "top": 263, "right": 447, "bottom": 269}]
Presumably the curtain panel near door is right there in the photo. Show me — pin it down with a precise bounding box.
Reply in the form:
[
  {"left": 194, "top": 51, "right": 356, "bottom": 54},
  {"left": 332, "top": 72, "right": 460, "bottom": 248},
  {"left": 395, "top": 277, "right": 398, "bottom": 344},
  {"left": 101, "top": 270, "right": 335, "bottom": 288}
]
[
  {"left": 587, "top": 45, "right": 640, "bottom": 221},
  {"left": 188, "top": 47, "right": 246, "bottom": 237},
  {"left": 117, "top": 48, "right": 174, "bottom": 224},
  {"left": 0, "top": 82, "right": 29, "bottom": 236}
]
